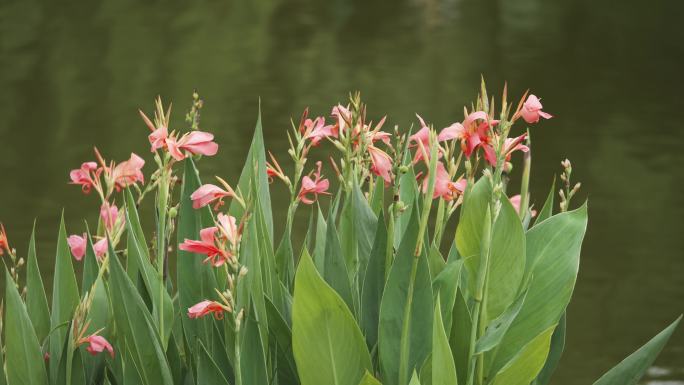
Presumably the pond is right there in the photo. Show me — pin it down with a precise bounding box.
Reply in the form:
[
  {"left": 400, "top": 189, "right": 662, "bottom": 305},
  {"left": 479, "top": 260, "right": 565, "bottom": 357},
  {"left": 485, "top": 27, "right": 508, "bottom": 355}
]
[{"left": 1, "top": 0, "right": 682, "bottom": 383}]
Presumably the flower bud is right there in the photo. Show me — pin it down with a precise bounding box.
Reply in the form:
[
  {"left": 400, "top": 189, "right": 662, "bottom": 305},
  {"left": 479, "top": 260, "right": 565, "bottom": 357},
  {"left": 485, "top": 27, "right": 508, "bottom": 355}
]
[
  {"left": 17, "top": 257, "right": 25, "bottom": 267},
  {"left": 398, "top": 165, "right": 409, "bottom": 174},
  {"left": 239, "top": 266, "right": 248, "bottom": 278},
  {"left": 168, "top": 207, "right": 178, "bottom": 219},
  {"left": 504, "top": 162, "right": 513, "bottom": 174}
]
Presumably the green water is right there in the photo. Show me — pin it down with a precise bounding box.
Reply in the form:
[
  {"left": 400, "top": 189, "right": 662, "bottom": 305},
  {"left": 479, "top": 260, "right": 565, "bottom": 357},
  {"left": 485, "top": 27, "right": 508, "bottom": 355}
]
[{"left": 1, "top": 0, "right": 682, "bottom": 383}]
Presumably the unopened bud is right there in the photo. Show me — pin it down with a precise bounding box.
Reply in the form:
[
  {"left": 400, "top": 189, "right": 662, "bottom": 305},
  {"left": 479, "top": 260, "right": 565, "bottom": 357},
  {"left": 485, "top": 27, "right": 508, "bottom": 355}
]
[
  {"left": 239, "top": 266, "right": 248, "bottom": 278},
  {"left": 561, "top": 159, "right": 571, "bottom": 169},
  {"left": 573, "top": 182, "right": 582, "bottom": 193},
  {"left": 17, "top": 258, "right": 25, "bottom": 267},
  {"left": 235, "top": 309, "right": 245, "bottom": 331},
  {"left": 168, "top": 207, "right": 178, "bottom": 219},
  {"left": 559, "top": 189, "right": 566, "bottom": 200},
  {"left": 333, "top": 140, "right": 346, "bottom": 152},
  {"left": 398, "top": 165, "right": 409, "bottom": 174},
  {"left": 504, "top": 162, "right": 513, "bottom": 174}
]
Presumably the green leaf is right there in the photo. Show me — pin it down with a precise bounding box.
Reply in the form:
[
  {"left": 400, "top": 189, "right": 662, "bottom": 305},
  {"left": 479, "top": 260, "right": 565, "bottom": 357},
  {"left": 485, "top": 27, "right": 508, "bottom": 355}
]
[
  {"left": 475, "top": 290, "right": 527, "bottom": 354},
  {"left": 358, "top": 371, "right": 383, "bottom": 385},
  {"left": 432, "top": 298, "right": 458, "bottom": 385},
  {"left": 4, "top": 268, "right": 49, "bottom": 385},
  {"left": 265, "top": 297, "right": 299, "bottom": 384},
  {"left": 196, "top": 341, "right": 230, "bottom": 385},
  {"left": 25, "top": 225, "right": 50, "bottom": 343},
  {"left": 352, "top": 179, "right": 378, "bottom": 287},
  {"left": 535, "top": 312, "right": 566, "bottom": 385},
  {"left": 490, "top": 325, "right": 556, "bottom": 385},
  {"left": 229, "top": 104, "right": 273, "bottom": 242},
  {"left": 593, "top": 315, "right": 682, "bottom": 385},
  {"left": 379, "top": 205, "right": 433, "bottom": 385},
  {"left": 177, "top": 158, "right": 220, "bottom": 355},
  {"left": 321, "top": 218, "right": 355, "bottom": 312},
  {"left": 241, "top": 303, "right": 270, "bottom": 385},
  {"left": 313, "top": 206, "right": 327, "bottom": 273},
  {"left": 394, "top": 152, "right": 418, "bottom": 250},
  {"left": 361, "top": 211, "right": 388, "bottom": 350},
  {"left": 50, "top": 213, "right": 80, "bottom": 383},
  {"left": 409, "top": 371, "right": 421, "bottom": 385},
  {"left": 450, "top": 289, "right": 471, "bottom": 385},
  {"left": 432, "top": 260, "right": 463, "bottom": 335},
  {"left": 108, "top": 240, "right": 174, "bottom": 384},
  {"left": 455, "top": 177, "right": 491, "bottom": 293},
  {"left": 292, "top": 250, "right": 372, "bottom": 385},
  {"left": 490, "top": 204, "right": 587, "bottom": 375},
  {"left": 534, "top": 176, "right": 555, "bottom": 226},
  {"left": 81, "top": 232, "right": 100, "bottom": 296}
]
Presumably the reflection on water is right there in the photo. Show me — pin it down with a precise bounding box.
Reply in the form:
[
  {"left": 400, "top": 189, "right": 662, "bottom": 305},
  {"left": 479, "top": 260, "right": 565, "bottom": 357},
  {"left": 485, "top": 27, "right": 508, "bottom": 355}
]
[{"left": 1, "top": 0, "right": 682, "bottom": 383}]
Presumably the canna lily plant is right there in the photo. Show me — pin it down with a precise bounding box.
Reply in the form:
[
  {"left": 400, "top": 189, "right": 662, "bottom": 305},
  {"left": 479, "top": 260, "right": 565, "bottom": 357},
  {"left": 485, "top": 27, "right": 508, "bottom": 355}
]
[{"left": 0, "top": 84, "right": 680, "bottom": 385}]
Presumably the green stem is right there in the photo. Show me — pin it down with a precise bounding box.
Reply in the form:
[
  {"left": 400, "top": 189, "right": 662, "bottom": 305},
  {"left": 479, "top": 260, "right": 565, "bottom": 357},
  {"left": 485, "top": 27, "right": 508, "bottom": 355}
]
[
  {"left": 156, "top": 169, "right": 170, "bottom": 342},
  {"left": 518, "top": 132, "right": 531, "bottom": 221},
  {"left": 234, "top": 325, "right": 243, "bottom": 385}
]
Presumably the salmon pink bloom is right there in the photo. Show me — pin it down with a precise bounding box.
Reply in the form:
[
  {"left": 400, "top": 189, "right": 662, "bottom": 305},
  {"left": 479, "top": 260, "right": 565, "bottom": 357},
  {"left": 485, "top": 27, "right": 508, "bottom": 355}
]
[
  {"left": 69, "top": 162, "right": 99, "bottom": 194},
  {"left": 111, "top": 153, "right": 145, "bottom": 190},
  {"left": 510, "top": 194, "right": 537, "bottom": 217},
  {"left": 167, "top": 131, "right": 219, "bottom": 161},
  {"left": 302, "top": 116, "right": 336, "bottom": 146},
  {"left": 439, "top": 111, "right": 498, "bottom": 158},
  {"left": 93, "top": 238, "right": 108, "bottom": 260},
  {"left": 100, "top": 202, "right": 120, "bottom": 230},
  {"left": 0, "top": 223, "right": 9, "bottom": 255},
  {"left": 67, "top": 234, "right": 87, "bottom": 261},
  {"left": 520, "top": 95, "right": 552, "bottom": 124},
  {"left": 422, "top": 162, "right": 466, "bottom": 201},
  {"left": 217, "top": 213, "right": 239, "bottom": 248},
  {"left": 191, "top": 184, "right": 232, "bottom": 210},
  {"left": 298, "top": 161, "right": 331, "bottom": 205},
  {"left": 148, "top": 125, "right": 169, "bottom": 152},
  {"left": 368, "top": 145, "right": 393, "bottom": 185},
  {"left": 83, "top": 335, "right": 114, "bottom": 358},
  {"left": 483, "top": 133, "right": 530, "bottom": 166},
  {"left": 331, "top": 104, "right": 352, "bottom": 136},
  {"left": 179, "top": 227, "right": 231, "bottom": 267},
  {"left": 188, "top": 300, "right": 229, "bottom": 320}
]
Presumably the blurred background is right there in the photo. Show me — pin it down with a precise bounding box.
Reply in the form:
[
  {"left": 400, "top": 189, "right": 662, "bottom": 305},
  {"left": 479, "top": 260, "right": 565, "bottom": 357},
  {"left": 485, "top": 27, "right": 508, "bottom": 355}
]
[{"left": 1, "top": 0, "right": 683, "bottom": 383}]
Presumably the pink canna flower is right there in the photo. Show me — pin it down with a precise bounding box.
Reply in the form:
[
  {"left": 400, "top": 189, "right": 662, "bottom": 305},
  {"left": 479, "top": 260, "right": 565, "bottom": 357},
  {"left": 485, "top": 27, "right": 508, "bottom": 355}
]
[
  {"left": 509, "top": 194, "right": 537, "bottom": 217},
  {"left": 302, "top": 116, "right": 336, "bottom": 146},
  {"left": 422, "top": 162, "right": 467, "bottom": 201},
  {"left": 93, "top": 238, "right": 108, "bottom": 260},
  {"left": 298, "top": 161, "right": 331, "bottom": 205},
  {"left": 188, "top": 300, "right": 229, "bottom": 320},
  {"left": 331, "top": 104, "right": 352, "bottom": 136},
  {"left": 67, "top": 234, "right": 87, "bottom": 261},
  {"left": 520, "top": 95, "right": 552, "bottom": 124},
  {"left": 0, "top": 223, "right": 9, "bottom": 255},
  {"left": 69, "top": 162, "right": 99, "bottom": 194},
  {"left": 368, "top": 145, "right": 393, "bottom": 185},
  {"left": 439, "top": 111, "right": 498, "bottom": 158},
  {"left": 111, "top": 153, "right": 145, "bottom": 191},
  {"left": 179, "top": 227, "right": 231, "bottom": 267},
  {"left": 100, "top": 202, "right": 120, "bottom": 231},
  {"left": 217, "top": 213, "right": 239, "bottom": 249},
  {"left": 83, "top": 335, "right": 114, "bottom": 358},
  {"left": 191, "top": 184, "right": 232, "bottom": 210},
  {"left": 148, "top": 125, "right": 169, "bottom": 152},
  {"left": 167, "top": 131, "right": 219, "bottom": 161},
  {"left": 483, "top": 133, "right": 530, "bottom": 166}
]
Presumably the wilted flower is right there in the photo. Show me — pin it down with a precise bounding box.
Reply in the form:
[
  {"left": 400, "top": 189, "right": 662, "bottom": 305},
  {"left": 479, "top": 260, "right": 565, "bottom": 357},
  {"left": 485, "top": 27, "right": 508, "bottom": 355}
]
[
  {"left": 368, "top": 145, "right": 393, "bottom": 185},
  {"left": 520, "top": 95, "right": 552, "bottom": 124},
  {"left": 298, "top": 161, "right": 331, "bottom": 205},
  {"left": 188, "top": 300, "right": 229, "bottom": 320}
]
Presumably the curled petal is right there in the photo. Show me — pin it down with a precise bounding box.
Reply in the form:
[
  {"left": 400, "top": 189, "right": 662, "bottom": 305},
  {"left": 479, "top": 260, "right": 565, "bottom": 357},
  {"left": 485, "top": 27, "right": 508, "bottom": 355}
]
[{"left": 67, "top": 234, "right": 87, "bottom": 261}]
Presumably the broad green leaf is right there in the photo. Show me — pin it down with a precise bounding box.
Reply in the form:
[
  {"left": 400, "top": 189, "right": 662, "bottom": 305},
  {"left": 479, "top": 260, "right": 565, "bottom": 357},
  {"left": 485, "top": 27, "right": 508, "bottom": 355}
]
[
  {"left": 25, "top": 225, "right": 50, "bottom": 343},
  {"left": 450, "top": 290, "right": 471, "bottom": 385},
  {"left": 486, "top": 197, "right": 525, "bottom": 321},
  {"left": 0, "top": 328, "right": 5, "bottom": 385},
  {"left": 352, "top": 179, "right": 378, "bottom": 286},
  {"left": 265, "top": 297, "right": 299, "bottom": 384},
  {"left": 593, "top": 315, "right": 682, "bottom": 385},
  {"left": 361, "top": 211, "right": 388, "bottom": 350},
  {"left": 490, "top": 325, "right": 556, "bottom": 385},
  {"left": 432, "top": 298, "right": 458, "bottom": 385},
  {"left": 292, "top": 250, "right": 372, "bottom": 385},
  {"left": 535, "top": 312, "right": 566, "bottom": 385},
  {"left": 358, "top": 371, "right": 383, "bottom": 385},
  {"left": 241, "top": 303, "right": 269, "bottom": 385},
  {"left": 475, "top": 290, "right": 527, "bottom": 354},
  {"left": 50, "top": 214, "right": 80, "bottom": 383},
  {"left": 314, "top": 206, "right": 327, "bottom": 273},
  {"left": 177, "top": 158, "right": 219, "bottom": 355},
  {"left": 369, "top": 176, "right": 385, "bottom": 215},
  {"left": 432, "top": 260, "right": 463, "bottom": 335},
  {"left": 81, "top": 232, "right": 100, "bottom": 296},
  {"left": 321, "top": 218, "right": 355, "bottom": 312},
  {"left": 108, "top": 241, "right": 174, "bottom": 384},
  {"left": 427, "top": 245, "right": 446, "bottom": 279},
  {"left": 490, "top": 204, "right": 587, "bottom": 375},
  {"left": 409, "top": 371, "right": 421, "bottom": 385},
  {"left": 534, "top": 176, "right": 555, "bottom": 226},
  {"left": 229, "top": 104, "right": 273, "bottom": 242},
  {"left": 196, "top": 341, "right": 230, "bottom": 385},
  {"left": 275, "top": 230, "right": 295, "bottom": 290},
  {"left": 394, "top": 151, "right": 418, "bottom": 250},
  {"left": 379, "top": 205, "right": 433, "bottom": 385},
  {"left": 4, "top": 268, "right": 49, "bottom": 385}
]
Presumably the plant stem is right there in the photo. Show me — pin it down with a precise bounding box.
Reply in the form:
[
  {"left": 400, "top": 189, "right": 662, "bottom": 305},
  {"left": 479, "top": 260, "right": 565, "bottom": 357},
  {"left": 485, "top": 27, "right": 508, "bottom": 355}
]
[
  {"left": 518, "top": 131, "right": 531, "bottom": 221},
  {"left": 156, "top": 168, "right": 170, "bottom": 342}
]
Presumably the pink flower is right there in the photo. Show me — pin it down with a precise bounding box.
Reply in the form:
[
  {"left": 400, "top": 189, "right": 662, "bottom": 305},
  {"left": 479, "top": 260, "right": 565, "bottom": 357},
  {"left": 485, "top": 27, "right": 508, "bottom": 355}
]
[
  {"left": 0, "top": 223, "right": 9, "bottom": 255},
  {"left": 298, "top": 161, "right": 331, "bottom": 205},
  {"left": 331, "top": 104, "right": 352, "bottom": 136},
  {"left": 93, "top": 238, "right": 108, "bottom": 260},
  {"left": 509, "top": 194, "right": 537, "bottom": 217},
  {"left": 84, "top": 335, "right": 114, "bottom": 358},
  {"left": 520, "top": 95, "right": 552, "bottom": 124},
  {"left": 167, "top": 131, "right": 219, "bottom": 161},
  {"left": 191, "top": 184, "right": 232, "bottom": 210},
  {"left": 148, "top": 125, "right": 169, "bottom": 152},
  {"left": 188, "top": 300, "right": 228, "bottom": 320},
  {"left": 179, "top": 227, "right": 230, "bottom": 267},
  {"left": 422, "top": 162, "right": 466, "bottom": 201},
  {"left": 100, "top": 202, "right": 120, "bottom": 230},
  {"left": 439, "top": 111, "right": 498, "bottom": 158},
  {"left": 111, "top": 153, "right": 145, "bottom": 190},
  {"left": 217, "top": 213, "right": 239, "bottom": 248},
  {"left": 368, "top": 145, "right": 393, "bottom": 185},
  {"left": 483, "top": 133, "right": 530, "bottom": 166},
  {"left": 67, "top": 234, "right": 87, "bottom": 261},
  {"left": 69, "top": 162, "right": 99, "bottom": 194},
  {"left": 302, "top": 116, "right": 336, "bottom": 146}
]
